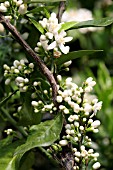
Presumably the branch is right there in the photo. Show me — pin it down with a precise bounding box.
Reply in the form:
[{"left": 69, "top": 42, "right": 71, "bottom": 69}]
[
  {"left": 0, "top": 13, "right": 57, "bottom": 105},
  {"left": 57, "top": 1, "right": 66, "bottom": 23}
]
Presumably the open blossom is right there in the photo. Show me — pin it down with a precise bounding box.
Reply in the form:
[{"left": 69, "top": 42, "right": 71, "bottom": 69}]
[
  {"left": 36, "top": 12, "right": 73, "bottom": 55},
  {"left": 47, "top": 30, "right": 73, "bottom": 54}
]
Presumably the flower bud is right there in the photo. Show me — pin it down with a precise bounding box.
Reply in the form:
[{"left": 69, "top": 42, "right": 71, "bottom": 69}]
[
  {"left": 59, "top": 140, "right": 68, "bottom": 146},
  {"left": 18, "top": 4, "right": 27, "bottom": 15},
  {"left": 92, "top": 162, "right": 101, "bottom": 169}
]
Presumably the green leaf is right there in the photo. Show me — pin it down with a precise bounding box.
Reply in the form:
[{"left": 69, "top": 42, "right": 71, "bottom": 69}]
[
  {"left": 56, "top": 50, "right": 103, "bottom": 65},
  {"left": 15, "top": 113, "right": 63, "bottom": 155},
  {"left": 0, "top": 137, "right": 24, "bottom": 170},
  {"left": 27, "top": 6, "right": 53, "bottom": 14},
  {"left": 60, "top": 17, "right": 113, "bottom": 31},
  {"left": 29, "top": 18, "right": 44, "bottom": 34},
  {"left": 17, "top": 91, "right": 42, "bottom": 126},
  {"left": 7, "top": 114, "right": 63, "bottom": 169}
]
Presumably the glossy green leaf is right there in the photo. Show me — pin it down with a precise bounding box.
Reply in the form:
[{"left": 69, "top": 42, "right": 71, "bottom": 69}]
[
  {"left": 60, "top": 17, "right": 113, "bottom": 31},
  {"left": 56, "top": 50, "right": 103, "bottom": 65},
  {"left": 15, "top": 113, "right": 63, "bottom": 155},
  {"left": 29, "top": 18, "right": 44, "bottom": 34},
  {"left": 7, "top": 114, "right": 63, "bottom": 169}
]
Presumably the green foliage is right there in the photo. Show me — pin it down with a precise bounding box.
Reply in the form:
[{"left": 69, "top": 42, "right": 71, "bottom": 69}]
[
  {"left": 56, "top": 50, "right": 103, "bottom": 65},
  {"left": 0, "top": 137, "right": 24, "bottom": 170},
  {"left": 6, "top": 113, "right": 63, "bottom": 170},
  {"left": 60, "top": 17, "right": 113, "bottom": 31}
]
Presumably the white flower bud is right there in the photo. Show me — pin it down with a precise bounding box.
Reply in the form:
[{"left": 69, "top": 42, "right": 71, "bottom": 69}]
[
  {"left": 0, "top": 23, "right": 4, "bottom": 32},
  {"left": 63, "top": 60, "right": 72, "bottom": 67},
  {"left": 15, "top": 77, "right": 24, "bottom": 83},
  {"left": 59, "top": 105, "right": 65, "bottom": 110},
  {"left": 0, "top": 5, "right": 7, "bottom": 12},
  {"left": 18, "top": 4, "right": 27, "bottom": 15},
  {"left": 16, "top": 0, "right": 23, "bottom": 6},
  {"left": 65, "top": 124, "right": 71, "bottom": 129},
  {"left": 88, "top": 149, "right": 94, "bottom": 154},
  {"left": 65, "top": 129, "right": 71, "bottom": 135},
  {"left": 57, "top": 75, "right": 62, "bottom": 82},
  {"left": 13, "top": 60, "right": 20, "bottom": 67},
  {"left": 74, "top": 157, "right": 80, "bottom": 162},
  {"left": 24, "top": 78, "right": 29, "bottom": 83},
  {"left": 59, "top": 140, "right": 68, "bottom": 146},
  {"left": 80, "top": 126, "right": 84, "bottom": 131},
  {"left": 45, "top": 32, "right": 53, "bottom": 39},
  {"left": 4, "top": 1, "right": 10, "bottom": 7},
  {"left": 91, "top": 120, "right": 100, "bottom": 128},
  {"left": 74, "top": 137, "right": 78, "bottom": 142},
  {"left": 57, "top": 96, "right": 62, "bottom": 103},
  {"left": 93, "top": 129, "right": 99, "bottom": 133},
  {"left": 92, "top": 162, "right": 101, "bottom": 169},
  {"left": 70, "top": 129, "right": 75, "bottom": 135},
  {"left": 14, "top": 69, "right": 19, "bottom": 73},
  {"left": 5, "top": 78, "right": 11, "bottom": 85},
  {"left": 29, "top": 63, "right": 34, "bottom": 69},
  {"left": 40, "top": 35, "right": 47, "bottom": 41},
  {"left": 37, "top": 42, "right": 42, "bottom": 47},
  {"left": 63, "top": 108, "right": 69, "bottom": 114},
  {"left": 74, "top": 121, "right": 79, "bottom": 127},
  {"left": 31, "top": 101, "right": 38, "bottom": 107}
]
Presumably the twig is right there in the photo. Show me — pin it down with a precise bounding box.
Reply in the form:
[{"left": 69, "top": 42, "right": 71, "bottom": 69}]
[
  {"left": 0, "top": 13, "right": 57, "bottom": 105},
  {"left": 57, "top": 1, "right": 66, "bottom": 23}
]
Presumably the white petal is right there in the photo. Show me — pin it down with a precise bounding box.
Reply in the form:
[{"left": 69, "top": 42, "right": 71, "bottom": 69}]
[
  {"left": 47, "top": 41, "right": 57, "bottom": 50},
  {"left": 59, "top": 44, "right": 69, "bottom": 54},
  {"left": 64, "top": 36, "right": 73, "bottom": 42}
]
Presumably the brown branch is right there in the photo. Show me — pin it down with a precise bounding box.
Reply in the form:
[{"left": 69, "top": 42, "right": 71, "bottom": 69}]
[
  {"left": 57, "top": 1, "right": 66, "bottom": 23},
  {"left": 0, "top": 13, "right": 57, "bottom": 105}
]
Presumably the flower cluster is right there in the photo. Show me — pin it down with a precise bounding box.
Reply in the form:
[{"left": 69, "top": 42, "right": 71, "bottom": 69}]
[
  {"left": 0, "top": 0, "right": 27, "bottom": 17},
  {"left": 35, "top": 13, "right": 73, "bottom": 57},
  {"left": 4, "top": 59, "right": 34, "bottom": 92},
  {"left": 44, "top": 76, "right": 102, "bottom": 170}
]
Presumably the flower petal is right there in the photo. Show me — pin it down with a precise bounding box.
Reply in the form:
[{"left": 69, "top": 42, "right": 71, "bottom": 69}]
[
  {"left": 64, "top": 36, "right": 73, "bottom": 42},
  {"left": 59, "top": 44, "right": 69, "bottom": 54},
  {"left": 47, "top": 41, "right": 57, "bottom": 50}
]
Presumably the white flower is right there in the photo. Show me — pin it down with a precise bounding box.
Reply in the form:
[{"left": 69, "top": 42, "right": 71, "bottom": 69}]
[
  {"left": 47, "top": 13, "right": 61, "bottom": 34},
  {"left": 47, "top": 30, "right": 72, "bottom": 54},
  {"left": 92, "top": 162, "right": 101, "bottom": 169},
  {"left": 93, "top": 101, "right": 102, "bottom": 113},
  {"left": 83, "top": 103, "right": 92, "bottom": 113}
]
